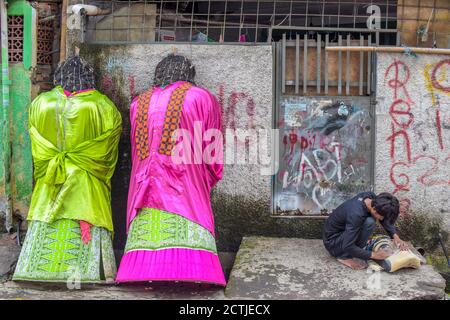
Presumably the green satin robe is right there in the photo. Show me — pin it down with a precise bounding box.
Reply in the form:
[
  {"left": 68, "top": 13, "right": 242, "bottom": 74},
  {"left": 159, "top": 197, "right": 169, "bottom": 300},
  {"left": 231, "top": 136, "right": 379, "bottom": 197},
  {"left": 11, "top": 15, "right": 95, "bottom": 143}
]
[{"left": 26, "top": 86, "right": 122, "bottom": 232}]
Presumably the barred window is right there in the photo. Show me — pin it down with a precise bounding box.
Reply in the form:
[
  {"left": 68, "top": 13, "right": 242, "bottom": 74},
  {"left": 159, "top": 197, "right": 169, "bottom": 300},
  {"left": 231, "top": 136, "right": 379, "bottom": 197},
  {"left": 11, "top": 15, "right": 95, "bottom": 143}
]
[
  {"left": 8, "top": 15, "right": 24, "bottom": 62},
  {"left": 83, "top": 0, "right": 398, "bottom": 44}
]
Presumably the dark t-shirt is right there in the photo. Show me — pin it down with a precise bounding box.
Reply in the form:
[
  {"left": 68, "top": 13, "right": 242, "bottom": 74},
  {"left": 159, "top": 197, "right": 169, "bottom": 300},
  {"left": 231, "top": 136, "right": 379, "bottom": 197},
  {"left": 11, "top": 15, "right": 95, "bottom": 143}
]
[{"left": 323, "top": 191, "right": 397, "bottom": 260}]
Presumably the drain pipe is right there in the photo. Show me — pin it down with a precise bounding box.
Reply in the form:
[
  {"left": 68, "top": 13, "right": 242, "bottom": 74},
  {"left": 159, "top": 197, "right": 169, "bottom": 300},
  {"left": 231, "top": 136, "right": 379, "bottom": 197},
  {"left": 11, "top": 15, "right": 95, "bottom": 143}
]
[{"left": 0, "top": 0, "right": 13, "bottom": 233}]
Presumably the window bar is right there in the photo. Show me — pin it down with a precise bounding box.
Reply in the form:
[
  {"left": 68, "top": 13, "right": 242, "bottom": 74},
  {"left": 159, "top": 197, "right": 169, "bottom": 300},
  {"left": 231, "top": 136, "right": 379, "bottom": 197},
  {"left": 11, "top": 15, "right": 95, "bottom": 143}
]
[
  {"left": 206, "top": 0, "right": 211, "bottom": 38},
  {"left": 337, "top": 0, "right": 341, "bottom": 29},
  {"left": 255, "top": 0, "right": 260, "bottom": 42},
  {"left": 238, "top": 0, "right": 244, "bottom": 41},
  {"left": 353, "top": 0, "right": 356, "bottom": 28},
  {"left": 295, "top": 33, "right": 299, "bottom": 94},
  {"left": 222, "top": 0, "right": 228, "bottom": 42},
  {"left": 272, "top": 0, "right": 276, "bottom": 28},
  {"left": 174, "top": 0, "right": 179, "bottom": 37},
  {"left": 396, "top": 31, "right": 401, "bottom": 46},
  {"left": 367, "top": 34, "right": 371, "bottom": 94},
  {"left": 316, "top": 33, "right": 321, "bottom": 94},
  {"left": 282, "top": 33, "right": 286, "bottom": 94},
  {"left": 127, "top": 0, "right": 131, "bottom": 42},
  {"left": 376, "top": 30, "right": 380, "bottom": 47},
  {"left": 303, "top": 33, "right": 308, "bottom": 94},
  {"left": 142, "top": 0, "right": 147, "bottom": 42},
  {"left": 346, "top": 33, "right": 350, "bottom": 95},
  {"left": 305, "top": 0, "right": 309, "bottom": 27},
  {"left": 110, "top": 1, "right": 114, "bottom": 42},
  {"left": 272, "top": 0, "right": 276, "bottom": 25},
  {"left": 321, "top": 0, "right": 325, "bottom": 28},
  {"left": 158, "top": 0, "right": 164, "bottom": 41},
  {"left": 359, "top": 34, "right": 364, "bottom": 95},
  {"left": 189, "top": 0, "right": 195, "bottom": 42},
  {"left": 416, "top": 0, "right": 421, "bottom": 46},
  {"left": 289, "top": 0, "right": 293, "bottom": 27},
  {"left": 338, "top": 34, "right": 342, "bottom": 95},
  {"left": 325, "top": 33, "right": 329, "bottom": 94},
  {"left": 268, "top": 0, "right": 276, "bottom": 43},
  {"left": 386, "top": 0, "right": 389, "bottom": 29}
]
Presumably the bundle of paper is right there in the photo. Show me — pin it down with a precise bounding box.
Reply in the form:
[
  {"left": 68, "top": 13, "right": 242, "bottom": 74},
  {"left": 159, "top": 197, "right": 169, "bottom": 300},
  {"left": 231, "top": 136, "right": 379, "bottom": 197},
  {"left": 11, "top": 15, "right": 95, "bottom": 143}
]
[{"left": 366, "top": 235, "right": 424, "bottom": 272}]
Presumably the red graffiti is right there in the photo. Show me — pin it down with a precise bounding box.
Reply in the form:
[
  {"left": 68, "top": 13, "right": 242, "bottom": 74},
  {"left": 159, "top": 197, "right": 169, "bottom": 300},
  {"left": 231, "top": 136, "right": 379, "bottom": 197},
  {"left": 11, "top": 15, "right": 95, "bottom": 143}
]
[
  {"left": 300, "top": 161, "right": 307, "bottom": 181},
  {"left": 217, "top": 84, "right": 256, "bottom": 131},
  {"left": 412, "top": 154, "right": 450, "bottom": 187},
  {"left": 389, "top": 161, "right": 410, "bottom": 194},
  {"left": 389, "top": 99, "right": 414, "bottom": 129},
  {"left": 218, "top": 84, "right": 225, "bottom": 115},
  {"left": 430, "top": 59, "right": 450, "bottom": 93},
  {"left": 128, "top": 75, "right": 136, "bottom": 97},
  {"left": 385, "top": 59, "right": 413, "bottom": 210},
  {"left": 289, "top": 132, "right": 298, "bottom": 144},
  {"left": 300, "top": 136, "right": 309, "bottom": 150},
  {"left": 413, "top": 155, "right": 447, "bottom": 186},
  {"left": 435, "top": 107, "right": 444, "bottom": 150},
  {"left": 386, "top": 123, "right": 412, "bottom": 163},
  {"left": 384, "top": 59, "right": 412, "bottom": 103},
  {"left": 101, "top": 72, "right": 122, "bottom": 102},
  {"left": 101, "top": 73, "right": 113, "bottom": 92},
  {"left": 384, "top": 58, "right": 450, "bottom": 216}
]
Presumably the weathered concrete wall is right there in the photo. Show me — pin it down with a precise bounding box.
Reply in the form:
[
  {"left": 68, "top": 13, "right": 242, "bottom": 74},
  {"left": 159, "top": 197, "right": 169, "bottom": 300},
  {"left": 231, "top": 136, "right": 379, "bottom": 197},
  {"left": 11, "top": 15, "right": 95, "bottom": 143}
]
[
  {"left": 375, "top": 53, "right": 450, "bottom": 234},
  {"left": 81, "top": 44, "right": 324, "bottom": 252}
]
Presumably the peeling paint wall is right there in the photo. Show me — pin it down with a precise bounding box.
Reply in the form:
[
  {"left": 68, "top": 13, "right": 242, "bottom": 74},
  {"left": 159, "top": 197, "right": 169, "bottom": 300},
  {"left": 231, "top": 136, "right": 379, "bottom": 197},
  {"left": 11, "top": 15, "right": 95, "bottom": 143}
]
[
  {"left": 81, "top": 44, "right": 325, "bottom": 251},
  {"left": 9, "top": 64, "right": 33, "bottom": 220},
  {"left": 375, "top": 53, "right": 450, "bottom": 232}
]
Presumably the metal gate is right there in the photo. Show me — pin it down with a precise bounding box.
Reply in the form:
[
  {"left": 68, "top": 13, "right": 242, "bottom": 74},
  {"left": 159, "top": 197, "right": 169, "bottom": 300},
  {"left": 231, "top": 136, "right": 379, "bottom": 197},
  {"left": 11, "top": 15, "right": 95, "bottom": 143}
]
[{"left": 271, "top": 29, "right": 399, "bottom": 217}]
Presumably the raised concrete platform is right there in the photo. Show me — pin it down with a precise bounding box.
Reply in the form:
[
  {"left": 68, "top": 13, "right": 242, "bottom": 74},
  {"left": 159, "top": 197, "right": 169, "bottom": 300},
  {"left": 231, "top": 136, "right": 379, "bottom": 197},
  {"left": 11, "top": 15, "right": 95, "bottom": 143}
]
[
  {"left": 225, "top": 237, "right": 447, "bottom": 300},
  {"left": 0, "top": 281, "right": 225, "bottom": 300},
  {"left": 0, "top": 236, "right": 446, "bottom": 300}
]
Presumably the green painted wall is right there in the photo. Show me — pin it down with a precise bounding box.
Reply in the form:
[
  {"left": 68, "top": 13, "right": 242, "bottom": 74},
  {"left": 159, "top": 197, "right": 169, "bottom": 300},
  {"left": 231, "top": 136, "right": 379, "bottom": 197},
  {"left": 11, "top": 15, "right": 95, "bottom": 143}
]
[
  {"left": 0, "top": 86, "right": 4, "bottom": 185},
  {"left": 9, "top": 63, "right": 33, "bottom": 217},
  {"left": 0, "top": 0, "right": 36, "bottom": 228},
  {"left": 1, "top": 0, "right": 12, "bottom": 230}
]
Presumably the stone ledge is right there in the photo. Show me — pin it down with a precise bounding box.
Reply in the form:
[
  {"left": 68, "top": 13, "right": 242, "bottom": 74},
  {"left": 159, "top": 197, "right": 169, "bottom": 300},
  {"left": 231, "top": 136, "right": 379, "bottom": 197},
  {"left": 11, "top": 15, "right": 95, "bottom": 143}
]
[
  {"left": 0, "top": 234, "right": 21, "bottom": 280},
  {"left": 225, "top": 236, "right": 447, "bottom": 300},
  {"left": 0, "top": 236, "right": 446, "bottom": 300},
  {"left": 0, "top": 281, "right": 226, "bottom": 300}
]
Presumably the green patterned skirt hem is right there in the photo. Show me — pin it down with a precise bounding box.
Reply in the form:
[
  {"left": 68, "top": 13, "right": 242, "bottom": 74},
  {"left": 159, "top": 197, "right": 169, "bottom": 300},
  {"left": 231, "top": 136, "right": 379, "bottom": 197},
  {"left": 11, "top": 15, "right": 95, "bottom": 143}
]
[
  {"left": 125, "top": 207, "right": 218, "bottom": 254},
  {"left": 13, "top": 219, "right": 116, "bottom": 283}
]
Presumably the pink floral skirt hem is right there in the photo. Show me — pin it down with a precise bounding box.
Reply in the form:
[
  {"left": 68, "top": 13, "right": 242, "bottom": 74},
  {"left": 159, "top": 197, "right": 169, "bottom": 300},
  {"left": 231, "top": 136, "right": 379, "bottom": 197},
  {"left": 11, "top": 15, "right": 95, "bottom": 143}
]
[{"left": 116, "top": 247, "right": 226, "bottom": 286}]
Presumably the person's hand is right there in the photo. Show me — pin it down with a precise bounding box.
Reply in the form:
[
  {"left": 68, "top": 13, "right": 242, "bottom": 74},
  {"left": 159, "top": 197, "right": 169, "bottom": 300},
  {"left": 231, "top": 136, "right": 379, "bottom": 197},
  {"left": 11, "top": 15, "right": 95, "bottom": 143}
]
[
  {"left": 393, "top": 234, "right": 408, "bottom": 251},
  {"left": 371, "top": 250, "right": 391, "bottom": 260}
]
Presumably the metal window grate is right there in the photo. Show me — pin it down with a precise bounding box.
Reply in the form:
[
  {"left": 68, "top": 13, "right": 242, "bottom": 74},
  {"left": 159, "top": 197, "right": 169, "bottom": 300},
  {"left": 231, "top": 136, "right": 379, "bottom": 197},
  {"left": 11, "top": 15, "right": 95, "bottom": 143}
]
[
  {"left": 37, "top": 19, "right": 55, "bottom": 65},
  {"left": 83, "top": 0, "right": 398, "bottom": 44},
  {"left": 8, "top": 15, "right": 24, "bottom": 63}
]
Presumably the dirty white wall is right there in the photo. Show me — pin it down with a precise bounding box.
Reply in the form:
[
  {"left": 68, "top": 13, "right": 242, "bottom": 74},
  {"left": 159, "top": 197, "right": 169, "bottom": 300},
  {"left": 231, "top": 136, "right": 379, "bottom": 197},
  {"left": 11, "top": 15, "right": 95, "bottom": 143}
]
[
  {"left": 375, "top": 53, "right": 450, "bottom": 231},
  {"left": 82, "top": 44, "right": 325, "bottom": 252}
]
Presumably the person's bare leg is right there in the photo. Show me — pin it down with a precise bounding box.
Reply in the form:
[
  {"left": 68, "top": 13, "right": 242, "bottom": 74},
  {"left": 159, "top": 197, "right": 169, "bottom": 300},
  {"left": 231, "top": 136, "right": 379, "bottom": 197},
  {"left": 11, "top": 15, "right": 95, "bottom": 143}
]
[{"left": 337, "top": 258, "right": 367, "bottom": 270}]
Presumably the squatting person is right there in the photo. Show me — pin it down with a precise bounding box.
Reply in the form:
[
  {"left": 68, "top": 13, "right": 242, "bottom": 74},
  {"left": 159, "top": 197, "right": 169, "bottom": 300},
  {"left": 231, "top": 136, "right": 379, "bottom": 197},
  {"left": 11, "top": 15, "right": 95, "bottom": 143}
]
[{"left": 323, "top": 192, "right": 407, "bottom": 270}]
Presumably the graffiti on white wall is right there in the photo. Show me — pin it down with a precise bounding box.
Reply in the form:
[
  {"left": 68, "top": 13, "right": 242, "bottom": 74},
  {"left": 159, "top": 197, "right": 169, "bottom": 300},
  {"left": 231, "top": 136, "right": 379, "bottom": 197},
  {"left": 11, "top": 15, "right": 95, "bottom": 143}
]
[
  {"left": 376, "top": 54, "right": 450, "bottom": 222},
  {"left": 274, "top": 96, "right": 373, "bottom": 216}
]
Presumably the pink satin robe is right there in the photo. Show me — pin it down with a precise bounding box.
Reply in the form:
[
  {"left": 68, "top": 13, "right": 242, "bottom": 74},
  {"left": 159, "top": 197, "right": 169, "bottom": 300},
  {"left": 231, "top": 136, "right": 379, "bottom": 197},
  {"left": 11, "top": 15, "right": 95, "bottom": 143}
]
[{"left": 117, "top": 81, "right": 225, "bottom": 285}]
